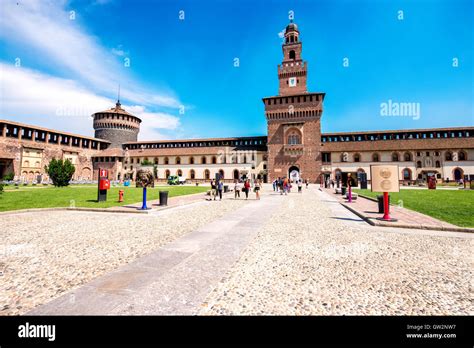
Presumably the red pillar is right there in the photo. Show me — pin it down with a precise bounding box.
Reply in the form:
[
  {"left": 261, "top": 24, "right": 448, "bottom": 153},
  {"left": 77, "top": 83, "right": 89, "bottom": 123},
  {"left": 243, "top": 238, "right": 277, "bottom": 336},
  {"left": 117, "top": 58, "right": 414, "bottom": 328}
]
[{"left": 382, "top": 191, "right": 391, "bottom": 220}]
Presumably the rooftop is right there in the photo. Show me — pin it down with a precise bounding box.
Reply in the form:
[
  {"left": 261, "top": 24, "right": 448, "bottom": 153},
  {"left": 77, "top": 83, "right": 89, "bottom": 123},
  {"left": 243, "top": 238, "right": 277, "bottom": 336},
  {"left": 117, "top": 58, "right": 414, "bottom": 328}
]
[{"left": 0, "top": 119, "right": 111, "bottom": 143}]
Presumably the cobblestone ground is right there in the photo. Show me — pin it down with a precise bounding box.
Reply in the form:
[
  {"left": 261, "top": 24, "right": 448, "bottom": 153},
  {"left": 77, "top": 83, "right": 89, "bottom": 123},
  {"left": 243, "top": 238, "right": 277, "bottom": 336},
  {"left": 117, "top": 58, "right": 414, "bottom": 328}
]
[
  {"left": 0, "top": 199, "right": 249, "bottom": 315},
  {"left": 200, "top": 187, "right": 473, "bottom": 315}
]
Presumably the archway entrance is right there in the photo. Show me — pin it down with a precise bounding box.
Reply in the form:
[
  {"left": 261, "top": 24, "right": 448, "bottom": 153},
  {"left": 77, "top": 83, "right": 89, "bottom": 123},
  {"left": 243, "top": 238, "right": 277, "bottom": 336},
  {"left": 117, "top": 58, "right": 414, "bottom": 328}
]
[
  {"left": 453, "top": 168, "right": 463, "bottom": 181},
  {"left": 288, "top": 166, "right": 300, "bottom": 182}
]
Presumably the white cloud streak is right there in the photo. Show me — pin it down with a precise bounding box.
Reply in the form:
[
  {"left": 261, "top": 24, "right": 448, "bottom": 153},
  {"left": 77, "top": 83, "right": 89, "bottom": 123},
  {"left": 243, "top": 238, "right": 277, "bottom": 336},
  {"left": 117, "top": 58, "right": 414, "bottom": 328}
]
[{"left": 0, "top": 0, "right": 182, "bottom": 140}]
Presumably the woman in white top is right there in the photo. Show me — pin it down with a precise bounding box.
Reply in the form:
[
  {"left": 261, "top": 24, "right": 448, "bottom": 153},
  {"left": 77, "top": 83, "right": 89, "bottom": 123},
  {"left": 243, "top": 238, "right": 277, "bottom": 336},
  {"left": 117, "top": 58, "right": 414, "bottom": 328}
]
[{"left": 234, "top": 180, "right": 241, "bottom": 199}]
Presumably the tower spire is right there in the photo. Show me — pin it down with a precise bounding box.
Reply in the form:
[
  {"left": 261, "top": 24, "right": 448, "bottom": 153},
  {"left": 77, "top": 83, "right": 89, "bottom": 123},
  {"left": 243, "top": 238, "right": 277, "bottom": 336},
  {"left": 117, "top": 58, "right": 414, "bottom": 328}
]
[{"left": 116, "top": 84, "right": 121, "bottom": 108}]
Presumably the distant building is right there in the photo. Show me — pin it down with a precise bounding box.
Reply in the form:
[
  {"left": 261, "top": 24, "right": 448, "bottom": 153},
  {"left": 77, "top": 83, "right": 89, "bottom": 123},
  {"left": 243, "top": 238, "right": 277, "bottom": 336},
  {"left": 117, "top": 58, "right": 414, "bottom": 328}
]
[{"left": 1, "top": 21, "right": 473, "bottom": 184}]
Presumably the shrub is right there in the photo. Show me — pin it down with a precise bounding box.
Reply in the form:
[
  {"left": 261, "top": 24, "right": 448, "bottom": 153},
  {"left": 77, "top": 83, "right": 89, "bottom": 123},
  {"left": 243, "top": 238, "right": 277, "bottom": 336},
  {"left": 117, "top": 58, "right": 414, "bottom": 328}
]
[
  {"left": 0, "top": 183, "right": 4, "bottom": 194},
  {"left": 44, "top": 158, "right": 75, "bottom": 187},
  {"left": 2, "top": 172, "right": 14, "bottom": 181}
]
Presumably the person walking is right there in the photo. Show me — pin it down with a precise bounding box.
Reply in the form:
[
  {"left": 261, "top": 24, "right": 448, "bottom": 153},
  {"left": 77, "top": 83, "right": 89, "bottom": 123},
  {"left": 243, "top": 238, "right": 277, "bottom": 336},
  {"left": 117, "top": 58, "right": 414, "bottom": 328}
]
[
  {"left": 298, "top": 179, "right": 303, "bottom": 193},
  {"left": 254, "top": 179, "right": 261, "bottom": 200},
  {"left": 217, "top": 180, "right": 223, "bottom": 200},
  {"left": 210, "top": 179, "right": 217, "bottom": 200},
  {"left": 244, "top": 179, "right": 251, "bottom": 199},
  {"left": 272, "top": 179, "right": 276, "bottom": 192},
  {"left": 283, "top": 177, "right": 289, "bottom": 195},
  {"left": 305, "top": 178, "right": 309, "bottom": 189},
  {"left": 234, "top": 179, "right": 241, "bottom": 199}
]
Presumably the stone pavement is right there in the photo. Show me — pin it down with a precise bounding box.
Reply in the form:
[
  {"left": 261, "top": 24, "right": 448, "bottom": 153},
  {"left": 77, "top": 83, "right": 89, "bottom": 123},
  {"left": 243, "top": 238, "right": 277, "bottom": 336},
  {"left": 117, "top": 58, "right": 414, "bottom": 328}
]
[
  {"left": 320, "top": 187, "right": 472, "bottom": 232},
  {"left": 25, "top": 184, "right": 472, "bottom": 315},
  {"left": 28, "top": 192, "right": 284, "bottom": 315},
  {"left": 200, "top": 186, "right": 473, "bottom": 315}
]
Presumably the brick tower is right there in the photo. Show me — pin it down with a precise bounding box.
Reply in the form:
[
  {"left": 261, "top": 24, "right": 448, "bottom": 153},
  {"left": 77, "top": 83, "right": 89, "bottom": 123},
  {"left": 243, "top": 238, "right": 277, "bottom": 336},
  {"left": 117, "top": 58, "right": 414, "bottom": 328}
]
[
  {"left": 263, "top": 21, "right": 325, "bottom": 183},
  {"left": 92, "top": 100, "right": 141, "bottom": 148}
]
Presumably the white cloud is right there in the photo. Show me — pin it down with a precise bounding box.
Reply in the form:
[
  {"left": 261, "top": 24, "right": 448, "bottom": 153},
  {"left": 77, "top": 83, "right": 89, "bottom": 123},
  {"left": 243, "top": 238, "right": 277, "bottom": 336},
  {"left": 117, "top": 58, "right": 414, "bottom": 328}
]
[
  {"left": 0, "top": 0, "right": 181, "bottom": 109},
  {"left": 0, "top": 63, "right": 180, "bottom": 140}
]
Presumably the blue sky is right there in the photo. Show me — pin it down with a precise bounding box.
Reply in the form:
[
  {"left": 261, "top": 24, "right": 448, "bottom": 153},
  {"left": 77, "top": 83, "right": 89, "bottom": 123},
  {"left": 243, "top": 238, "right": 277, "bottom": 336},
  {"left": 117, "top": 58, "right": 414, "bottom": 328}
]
[{"left": 0, "top": 0, "right": 472, "bottom": 140}]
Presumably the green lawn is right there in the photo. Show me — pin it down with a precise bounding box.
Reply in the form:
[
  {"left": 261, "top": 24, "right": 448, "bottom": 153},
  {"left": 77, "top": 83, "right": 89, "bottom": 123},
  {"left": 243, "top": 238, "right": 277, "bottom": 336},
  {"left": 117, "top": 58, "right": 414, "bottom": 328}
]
[
  {"left": 0, "top": 185, "right": 208, "bottom": 211},
  {"left": 354, "top": 189, "right": 474, "bottom": 227}
]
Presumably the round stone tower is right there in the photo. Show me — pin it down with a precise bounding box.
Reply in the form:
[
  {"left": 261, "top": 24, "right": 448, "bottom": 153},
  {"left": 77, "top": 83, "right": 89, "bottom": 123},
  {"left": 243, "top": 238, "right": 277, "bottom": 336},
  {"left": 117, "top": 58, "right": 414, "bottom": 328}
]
[{"left": 92, "top": 100, "right": 141, "bottom": 148}]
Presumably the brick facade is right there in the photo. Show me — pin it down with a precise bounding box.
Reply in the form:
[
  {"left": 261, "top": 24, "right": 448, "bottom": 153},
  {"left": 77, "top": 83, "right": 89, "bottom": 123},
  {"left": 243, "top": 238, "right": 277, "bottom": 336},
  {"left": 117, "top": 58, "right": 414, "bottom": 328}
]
[
  {"left": 1, "top": 22, "right": 472, "bottom": 185},
  {"left": 0, "top": 122, "right": 108, "bottom": 181},
  {"left": 264, "top": 21, "right": 323, "bottom": 183}
]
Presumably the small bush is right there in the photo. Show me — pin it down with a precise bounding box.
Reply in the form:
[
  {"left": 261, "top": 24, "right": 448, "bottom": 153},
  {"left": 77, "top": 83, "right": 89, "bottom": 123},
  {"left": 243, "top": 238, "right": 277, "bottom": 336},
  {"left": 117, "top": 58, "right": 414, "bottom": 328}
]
[
  {"left": 0, "top": 183, "right": 4, "bottom": 194},
  {"left": 2, "top": 172, "right": 14, "bottom": 181},
  {"left": 44, "top": 158, "right": 75, "bottom": 187}
]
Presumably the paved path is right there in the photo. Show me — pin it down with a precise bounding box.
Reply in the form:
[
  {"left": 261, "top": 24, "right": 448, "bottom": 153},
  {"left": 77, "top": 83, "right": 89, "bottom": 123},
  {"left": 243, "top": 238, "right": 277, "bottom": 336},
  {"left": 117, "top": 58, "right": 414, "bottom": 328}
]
[
  {"left": 29, "top": 193, "right": 283, "bottom": 315},
  {"left": 200, "top": 186, "right": 473, "bottom": 315},
  {"left": 25, "top": 185, "right": 472, "bottom": 315}
]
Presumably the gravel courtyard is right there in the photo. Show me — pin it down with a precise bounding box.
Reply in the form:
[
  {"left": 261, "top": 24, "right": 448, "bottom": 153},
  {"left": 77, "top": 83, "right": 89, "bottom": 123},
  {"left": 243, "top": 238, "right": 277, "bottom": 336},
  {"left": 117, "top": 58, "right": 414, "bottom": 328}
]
[
  {"left": 0, "top": 199, "right": 249, "bottom": 315},
  {"left": 1, "top": 185, "right": 472, "bottom": 316},
  {"left": 200, "top": 187, "right": 473, "bottom": 315}
]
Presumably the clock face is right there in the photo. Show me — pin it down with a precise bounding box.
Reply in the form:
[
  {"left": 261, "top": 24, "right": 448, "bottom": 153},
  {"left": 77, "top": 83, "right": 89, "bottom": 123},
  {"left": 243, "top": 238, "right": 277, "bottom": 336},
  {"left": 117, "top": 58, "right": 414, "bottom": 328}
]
[{"left": 289, "top": 77, "right": 297, "bottom": 87}]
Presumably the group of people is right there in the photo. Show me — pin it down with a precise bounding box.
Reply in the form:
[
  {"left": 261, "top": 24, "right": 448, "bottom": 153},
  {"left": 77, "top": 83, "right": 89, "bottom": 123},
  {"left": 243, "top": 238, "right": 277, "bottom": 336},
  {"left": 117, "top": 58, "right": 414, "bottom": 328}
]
[
  {"left": 208, "top": 178, "right": 262, "bottom": 200},
  {"left": 272, "top": 177, "right": 309, "bottom": 195},
  {"left": 233, "top": 179, "right": 261, "bottom": 200}
]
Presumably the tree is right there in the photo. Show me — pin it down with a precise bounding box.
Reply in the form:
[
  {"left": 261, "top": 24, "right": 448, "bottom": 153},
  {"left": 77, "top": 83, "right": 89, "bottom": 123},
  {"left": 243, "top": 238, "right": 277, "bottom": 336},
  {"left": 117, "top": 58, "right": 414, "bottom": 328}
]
[
  {"left": 45, "top": 158, "right": 75, "bottom": 187},
  {"left": 2, "top": 172, "right": 14, "bottom": 181}
]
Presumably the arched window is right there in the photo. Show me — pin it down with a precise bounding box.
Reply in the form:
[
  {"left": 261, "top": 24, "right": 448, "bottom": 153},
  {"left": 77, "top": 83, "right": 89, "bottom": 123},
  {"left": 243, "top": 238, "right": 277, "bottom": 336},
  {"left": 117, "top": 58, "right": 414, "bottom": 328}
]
[
  {"left": 177, "top": 169, "right": 183, "bottom": 176},
  {"left": 435, "top": 160, "right": 441, "bottom": 168},
  {"left": 287, "top": 131, "right": 301, "bottom": 145},
  {"left": 190, "top": 169, "right": 195, "bottom": 179},
  {"left": 212, "top": 156, "right": 217, "bottom": 164},
  {"left": 459, "top": 151, "right": 467, "bottom": 161},
  {"left": 219, "top": 169, "right": 225, "bottom": 179},
  {"left": 164, "top": 157, "right": 169, "bottom": 165},
  {"left": 416, "top": 161, "right": 422, "bottom": 168},
  {"left": 233, "top": 169, "right": 239, "bottom": 180},
  {"left": 289, "top": 50, "right": 296, "bottom": 60},
  {"left": 392, "top": 152, "right": 399, "bottom": 162},
  {"left": 445, "top": 152, "right": 452, "bottom": 161},
  {"left": 23, "top": 160, "right": 30, "bottom": 167},
  {"left": 204, "top": 169, "right": 210, "bottom": 180},
  {"left": 176, "top": 157, "right": 181, "bottom": 165},
  {"left": 354, "top": 153, "right": 361, "bottom": 162},
  {"left": 154, "top": 157, "right": 158, "bottom": 165},
  {"left": 201, "top": 156, "right": 207, "bottom": 164},
  {"left": 403, "top": 168, "right": 412, "bottom": 180},
  {"left": 404, "top": 152, "right": 412, "bottom": 161},
  {"left": 189, "top": 157, "right": 194, "bottom": 165},
  {"left": 165, "top": 169, "right": 170, "bottom": 178},
  {"left": 372, "top": 153, "right": 380, "bottom": 162}
]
